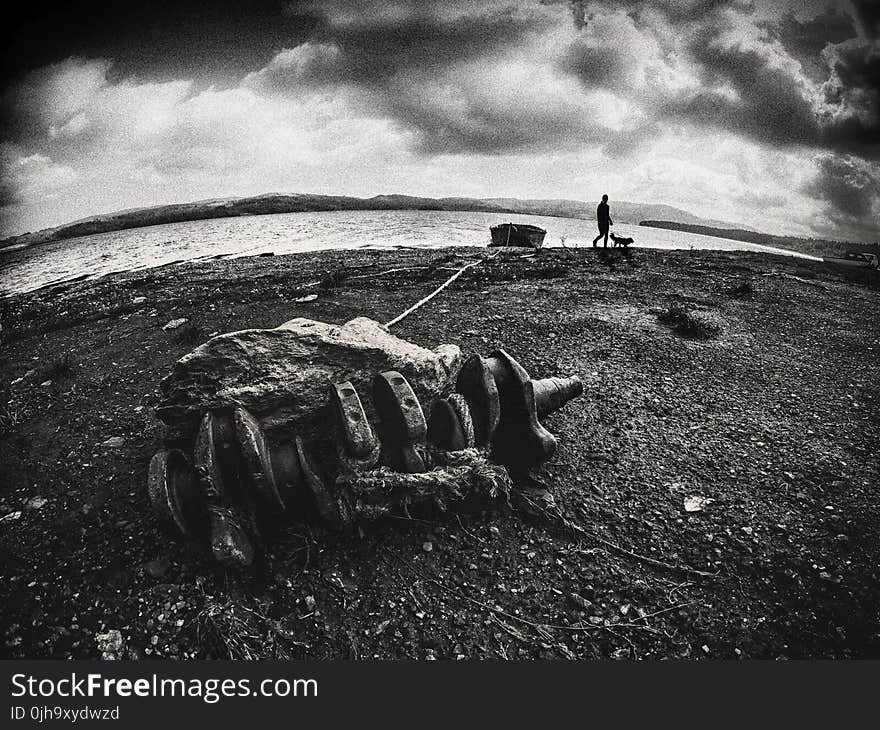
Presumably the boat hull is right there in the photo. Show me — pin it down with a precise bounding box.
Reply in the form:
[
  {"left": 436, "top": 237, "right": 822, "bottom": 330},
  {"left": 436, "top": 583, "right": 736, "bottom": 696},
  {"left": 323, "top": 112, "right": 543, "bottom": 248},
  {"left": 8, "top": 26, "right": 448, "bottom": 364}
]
[{"left": 489, "top": 223, "right": 547, "bottom": 249}]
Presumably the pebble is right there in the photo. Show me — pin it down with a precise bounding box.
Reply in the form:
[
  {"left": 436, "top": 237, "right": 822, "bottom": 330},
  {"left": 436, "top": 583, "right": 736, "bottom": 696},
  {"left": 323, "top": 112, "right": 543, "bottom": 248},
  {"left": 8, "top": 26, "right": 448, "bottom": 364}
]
[
  {"left": 95, "top": 629, "right": 123, "bottom": 656},
  {"left": 101, "top": 436, "right": 126, "bottom": 448},
  {"left": 162, "top": 318, "right": 188, "bottom": 331},
  {"left": 422, "top": 541, "right": 433, "bottom": 552},
  {"left": 26, "top": 497, "right": 48, "bottom": 510}
]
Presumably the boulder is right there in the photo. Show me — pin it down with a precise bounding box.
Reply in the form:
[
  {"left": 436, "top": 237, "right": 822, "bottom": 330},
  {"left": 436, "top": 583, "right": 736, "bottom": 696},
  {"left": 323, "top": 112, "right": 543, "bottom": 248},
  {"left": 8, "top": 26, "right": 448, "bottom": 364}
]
[{"left": 156, "top": 317, "right": 461, "bottom": 438}]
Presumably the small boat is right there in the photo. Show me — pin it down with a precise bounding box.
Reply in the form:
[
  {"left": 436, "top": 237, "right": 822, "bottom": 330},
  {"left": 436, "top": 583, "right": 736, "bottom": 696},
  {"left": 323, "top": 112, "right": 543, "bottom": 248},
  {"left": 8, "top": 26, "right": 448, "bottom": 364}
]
[
  {"left": 489, "top": 223, "right": 547, "bottom": 249},
  {"left": 823, "top": 251, "right": 879, "bottom": 269}
]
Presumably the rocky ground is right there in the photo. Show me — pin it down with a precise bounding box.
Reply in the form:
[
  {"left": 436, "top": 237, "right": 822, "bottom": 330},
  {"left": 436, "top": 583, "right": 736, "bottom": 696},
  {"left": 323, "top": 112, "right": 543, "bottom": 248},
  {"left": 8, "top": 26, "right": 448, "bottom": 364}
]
[{"left": 1, "top": 246, "right": 878, "bottom": 659}]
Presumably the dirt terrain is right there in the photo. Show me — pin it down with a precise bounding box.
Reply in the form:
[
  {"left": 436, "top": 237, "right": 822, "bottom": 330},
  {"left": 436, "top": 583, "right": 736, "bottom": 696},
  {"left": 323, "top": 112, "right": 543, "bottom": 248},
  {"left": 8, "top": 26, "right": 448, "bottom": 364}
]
[{"left": 1, "top": 246, "right": 878, "bottom": 659}]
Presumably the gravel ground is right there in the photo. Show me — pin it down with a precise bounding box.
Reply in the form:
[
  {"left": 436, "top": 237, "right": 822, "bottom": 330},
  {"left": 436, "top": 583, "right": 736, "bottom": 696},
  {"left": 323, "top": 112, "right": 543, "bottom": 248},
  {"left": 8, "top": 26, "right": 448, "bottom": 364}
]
[{"left": 1, "top": 245, "right": 878, "bottom": 659}]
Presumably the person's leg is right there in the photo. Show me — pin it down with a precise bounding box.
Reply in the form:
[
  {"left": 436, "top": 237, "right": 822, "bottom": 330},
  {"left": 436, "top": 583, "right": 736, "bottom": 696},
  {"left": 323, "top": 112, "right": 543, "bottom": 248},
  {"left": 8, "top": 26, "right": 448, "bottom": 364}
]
[
  {"left": 592, "top": 230, "right": 601, "bottom": 247},
  {"left": 602, "top": 227, "right": 609, "bottom": 248}
]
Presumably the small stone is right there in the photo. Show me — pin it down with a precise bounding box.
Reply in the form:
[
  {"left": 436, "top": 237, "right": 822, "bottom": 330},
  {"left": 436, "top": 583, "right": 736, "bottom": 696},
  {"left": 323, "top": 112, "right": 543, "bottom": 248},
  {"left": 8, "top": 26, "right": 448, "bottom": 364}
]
[
  {"left": 304, "top": 595, "right": 316, "bottom": 611},
  {"left": 0, "top": 511, "right": 22, "bottom": 523},
  {"left": 132, "top": 296, "right": 146, "bottom": 304},
  {"left": 40, "top": 380, "right": 52, "bottom": 387},
  {"left": 422, "top": 541, "right": 433, "bottom": 552},
  {"left": 295, "top": 294, "right": 318, "bottom": 303},
  {"left": 26, "top": 496, "right": 48, "bottom": 510},
  {"left": 95, "top": 629, "right": 124, "bottom": 656},
  {"left": 162, "top": 318, "right": 189, "bottom": 331},
  {"left": 684, "top": 495, "right": 713, "bottom": 512},
  {"left": 375, "top": 619, "right": 392, "bottom": 636},
  {"left": 101, "top": 436, "right": 126, "bottom": 448}
]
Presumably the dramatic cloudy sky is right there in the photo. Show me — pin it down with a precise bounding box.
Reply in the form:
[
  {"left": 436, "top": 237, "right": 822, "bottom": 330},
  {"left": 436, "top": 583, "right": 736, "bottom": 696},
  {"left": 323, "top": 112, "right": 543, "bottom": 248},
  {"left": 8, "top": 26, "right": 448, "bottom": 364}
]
[{"left": 1, "top": 0, "right": 878, "bottom": 240}]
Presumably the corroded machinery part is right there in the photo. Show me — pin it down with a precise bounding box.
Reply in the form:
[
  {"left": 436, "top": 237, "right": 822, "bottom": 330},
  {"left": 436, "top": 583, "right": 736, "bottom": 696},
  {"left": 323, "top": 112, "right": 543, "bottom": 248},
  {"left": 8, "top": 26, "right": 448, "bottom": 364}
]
[
  {"left": 147, "top": 448, "right": 203, "bottom": 537},
  {"left": 194, "top": 411, "right": 255, "bottom": 568},
  {"left": 455, "top": 354, "right": 500, "bottom": 447},
  {"left": 485, "top": 350, "right": 559, "bottom": 473},
  {"left": 235, "top": 406, "right": 286, "bottom": 511},
  {"left": 296, "top": 436, "right": 352, "bottom": 529},
  {"left": 427, "top": 399, "right": 468, "bottom": 451},
  {"left": 330, "top": 381, "right": 380, "bottom": 474},
  {"left": 147, "top": 345, "right": 584, "bottom": 566},
  {"left": 269, "top": 441, "right": 305, "bottom": 506},
  {"left": 533, "top": 376, "right": 584, "bottom": 420},
  {"left": 446, "top": 393, "right": 475, "bottom": 449},
  {"left": 373, "top": 371, "right": 427, "bottom": 473}
]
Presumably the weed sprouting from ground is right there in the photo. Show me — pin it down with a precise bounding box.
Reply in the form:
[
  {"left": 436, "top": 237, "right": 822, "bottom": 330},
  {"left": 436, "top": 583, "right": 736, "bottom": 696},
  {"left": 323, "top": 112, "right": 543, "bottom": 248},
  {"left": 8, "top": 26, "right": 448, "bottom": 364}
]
[
  {"left": 197, "top": 596, "right": 306, "bottom": 660},
  {"left": 657, "top": 302, "right": 723, "bottom": 339}
]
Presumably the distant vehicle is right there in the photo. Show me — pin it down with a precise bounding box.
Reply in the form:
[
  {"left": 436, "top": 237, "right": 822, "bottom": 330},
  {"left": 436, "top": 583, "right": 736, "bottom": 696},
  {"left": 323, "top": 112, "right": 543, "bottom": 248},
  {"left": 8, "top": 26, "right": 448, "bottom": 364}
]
[
  {"left": 823, "top": 251, "right": 879, "bottom": 269},
  {"left": 489, "top": 223, "right": 547, "bottom": 248}
]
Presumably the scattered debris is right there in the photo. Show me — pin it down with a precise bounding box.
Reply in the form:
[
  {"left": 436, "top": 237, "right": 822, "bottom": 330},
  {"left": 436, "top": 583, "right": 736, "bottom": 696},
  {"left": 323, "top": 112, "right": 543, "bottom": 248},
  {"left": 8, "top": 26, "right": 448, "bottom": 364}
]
[
  {"left": 162, "top": 318, "right": 189, "bottom": 331},
  {"left": 684, "top": 495, "right": 714, "bottom": 513},
  {"left": 95, "top": 629, "right": 124, "bottom": 660}
]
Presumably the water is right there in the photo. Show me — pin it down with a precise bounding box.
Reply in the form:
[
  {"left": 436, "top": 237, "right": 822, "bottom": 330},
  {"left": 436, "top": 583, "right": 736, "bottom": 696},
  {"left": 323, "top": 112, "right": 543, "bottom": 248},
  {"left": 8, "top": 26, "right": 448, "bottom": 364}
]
[{"left": 0, "top": 209, "right": 819, "bottom": 296}]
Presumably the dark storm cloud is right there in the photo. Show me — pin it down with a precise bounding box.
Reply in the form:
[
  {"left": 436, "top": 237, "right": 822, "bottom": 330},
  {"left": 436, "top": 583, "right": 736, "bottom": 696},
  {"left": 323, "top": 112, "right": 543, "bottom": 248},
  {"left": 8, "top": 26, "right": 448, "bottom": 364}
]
[
  {"left": 1, "top": 0, "right": 316, "bottom": 87},
  {"left": 5, "top": 0, "right": 878, "bottom": 161},
  {"left": 818, "top": 37, "right": 880, "bottom": 158},
  {"left": 768, "top": 9, "right": 856, "bottom": 80},
  {"left": 560, "top": 0, "right": 880, "bottom": 161},
  {"left": 258, "top": 1, "right": 597, "bottom": 154},
  {"left": 663, "top": 16, "right": 820, "bottom": 148},
  {"left": 849, "top": 0, "right": 880, "bottom": 38},
  {"left": 804, "top": 154, "right": 880, "bottom": 236}
]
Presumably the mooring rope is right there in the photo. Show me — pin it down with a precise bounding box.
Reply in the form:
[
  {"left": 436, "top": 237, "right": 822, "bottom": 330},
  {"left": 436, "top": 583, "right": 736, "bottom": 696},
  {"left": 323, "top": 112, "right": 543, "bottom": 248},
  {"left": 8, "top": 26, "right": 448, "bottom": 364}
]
[{"left": 384, "top": 249, "right": 504, "bottom": 328}]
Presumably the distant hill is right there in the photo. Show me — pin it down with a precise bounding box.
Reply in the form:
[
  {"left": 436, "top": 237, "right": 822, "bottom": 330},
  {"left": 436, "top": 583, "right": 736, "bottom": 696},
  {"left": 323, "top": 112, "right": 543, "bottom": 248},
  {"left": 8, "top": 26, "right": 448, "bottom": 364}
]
[
  {"left": 0, "top": 191, "right": 745, "bottom": 251},
  {"left": 639, "top": 220, "right": 880, "bottom": 259},
  {"left": 485, "top": 197, "right": 740, "bottom": 229}
]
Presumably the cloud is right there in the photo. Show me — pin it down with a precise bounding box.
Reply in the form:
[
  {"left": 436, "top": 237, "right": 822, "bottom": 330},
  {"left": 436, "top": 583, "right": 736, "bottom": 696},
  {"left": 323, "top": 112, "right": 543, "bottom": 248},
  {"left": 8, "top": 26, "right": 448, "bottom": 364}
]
[
  {"left": 0, "top": 54, "right": 418, "bottom": 233},
  {"left": 817, "top": 37, "right": 880, "bottom": 158},
  {"left": 850, "top": 0, "right": 880, "bottom": 38},
  {"left": 804, "top": 154, "right": 880, "bottom": 233},
  {"left": 769, "top": 8, "right": 856, "bottom": 80}
]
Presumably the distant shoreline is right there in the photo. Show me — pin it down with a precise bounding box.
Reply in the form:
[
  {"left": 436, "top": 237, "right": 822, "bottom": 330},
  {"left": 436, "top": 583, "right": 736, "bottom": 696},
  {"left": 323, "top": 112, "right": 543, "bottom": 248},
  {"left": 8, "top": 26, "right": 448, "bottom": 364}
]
[
  {"left": 640, "top": 219, "right": 880, "bottom": 259},
  {"left": 3, "top": 192, "right": 875, "bottom": 261},
  {"left": 0, "top": 192, "right": 756, "bottom": 253}
]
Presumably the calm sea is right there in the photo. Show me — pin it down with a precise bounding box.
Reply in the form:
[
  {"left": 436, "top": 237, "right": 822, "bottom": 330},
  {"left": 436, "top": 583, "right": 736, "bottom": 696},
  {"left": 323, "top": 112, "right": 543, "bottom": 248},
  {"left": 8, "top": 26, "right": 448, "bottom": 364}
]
[{"left": 0, "top": 209, "right": 819, "bottom": 296}]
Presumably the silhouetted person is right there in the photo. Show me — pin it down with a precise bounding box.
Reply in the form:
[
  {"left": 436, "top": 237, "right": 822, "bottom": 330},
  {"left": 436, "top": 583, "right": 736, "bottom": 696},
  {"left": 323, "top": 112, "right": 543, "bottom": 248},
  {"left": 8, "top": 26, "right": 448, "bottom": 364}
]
[{"left": 593, "top": 194, "right": 612, "bottom": 248}]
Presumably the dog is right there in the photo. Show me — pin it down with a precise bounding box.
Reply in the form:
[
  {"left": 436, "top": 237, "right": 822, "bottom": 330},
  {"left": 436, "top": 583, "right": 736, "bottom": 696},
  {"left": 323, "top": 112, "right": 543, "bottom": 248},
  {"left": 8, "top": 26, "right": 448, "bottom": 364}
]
[{"left": 609, "top": 232, "right": 634, "bottom": 248}]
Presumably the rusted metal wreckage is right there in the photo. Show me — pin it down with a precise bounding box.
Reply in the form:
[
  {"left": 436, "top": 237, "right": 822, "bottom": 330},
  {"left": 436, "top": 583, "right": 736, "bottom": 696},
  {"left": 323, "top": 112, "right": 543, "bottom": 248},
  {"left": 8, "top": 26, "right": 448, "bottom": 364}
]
[{"left": 148, "top": 317, "right": 582, "bottom": 567}]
